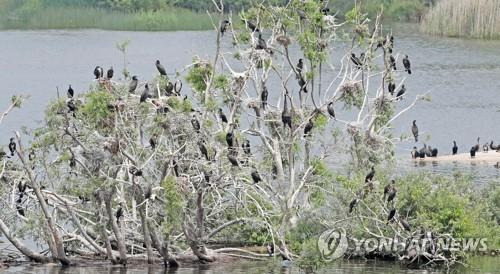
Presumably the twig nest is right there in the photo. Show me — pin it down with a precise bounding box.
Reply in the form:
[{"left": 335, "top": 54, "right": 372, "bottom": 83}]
[
  {"left": 339, "top": 81, "right": 364, "bottom": 109},
  {"left": 276, "top": 35, "right": 291, "bottom": 47}
]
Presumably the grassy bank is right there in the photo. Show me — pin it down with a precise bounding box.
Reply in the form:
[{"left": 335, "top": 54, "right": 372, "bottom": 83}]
[
  {"left": 421, "top": 0, "right": 500, "bottom": 39},
  {"left": 0, "top": 5, "right": 213, "bottom": 31}
]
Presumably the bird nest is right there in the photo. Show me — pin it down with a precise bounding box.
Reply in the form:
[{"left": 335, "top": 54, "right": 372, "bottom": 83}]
[{"left": 339, "top": 81, "right": 364, "bottom": 109}]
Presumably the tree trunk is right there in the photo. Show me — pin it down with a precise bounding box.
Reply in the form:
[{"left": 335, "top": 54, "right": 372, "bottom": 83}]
[
  {"left": 149, "top": 221, "right": 179, "bottom": 267},
  {"left": 138, "top": 203, "right": 154, "bottom": 264},
  {"left": 97, "top": 206, "right": 117, "bottom": 264},
  {"left": 0, "top": 218, "right": 51, "bottom": 263},
  {"left": 104, "top": 198, "right": 127, "bottom": 264}
]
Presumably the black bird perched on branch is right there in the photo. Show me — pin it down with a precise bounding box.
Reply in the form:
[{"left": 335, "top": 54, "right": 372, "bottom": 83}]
[
  {"left": 396, "top": 85, "right": 406, "bottom": 100},
  {"left": 256, "top": 33, "right": 267, "bottom": 50},
  {"left": 156, "top": 60, "right": 167, "bottom": 76},
  {"left": 227, "top": 153, "right": 239, "bottom": 167},
  {"left": 67, "top": 85, "right": 74, "bottom": 98},
  {"left": 242, "top": 140, "right": 251, "bottom": 155},
  {"left": 387, "top": 209, "right": 396, "bottom": 223},
  {"left": 298, "top": 76, "right": 308, "bottom": 93},
  {"left": 261, "top": 85, "right": 268, "bottom": 110},
  {"left": 93, "top": 66, "right": 103, "bottom": 79},
  {"left": 149, "top": 134, "right": 157, "bottom": 149},
  {"left": 296, "top": 58, "right": 303, "bottom": 77},
  {"left": 403, "top": 55, "right": 411, "bottom": 74},
  {"left": 218, "top": 108, "right": 228, "bottom": 123},
  {"left": 365, "top": 166, "right": 375, "bottom": 183},
  {"left": 470, "top": 146, "right": 476, "bottom": 158},
  {"left": 411, "top": 120, "right": 418, "bottom": 142},
  {"left": 452, "top": 141, "right": 458, "bottom": 155},
  {"left": 387, "top": 186, "right": 397, "bottom": 203},
  {"left": 327, "top": 102, "right": 335, "bottom": 119},
  {"left": 140, "top": 84, "right": 151, "bottom": 103},
  {"left": 389, "top": 55, "right": 396, "bottom": 70},
  {"left": 251, "top": 170, "right": 262, "bottom": 184},
  {"left": 350, "top": 53, "right": 362, "bottom": 69},
  {"left": 388, "top": 82, "right": 396, "bottom": 96},
  {"left": 226, "top": 130, "right": 234, "bottom": 148},
  {"left": 282, "top": 93, "right": 292, "bottom": 129},
  {"left": 18, "top": 181, "right": 27, "bottom": 195},
  {"left": 245, "top": 20, "right": 259, "bottom": 32},
  {"left": 130, "top": 167, "right": 143, "bottom": 177},
  {"left": 321, "top": 7, "right": 330, "bottom": 15},
  {"left": 349, "top": 198, "right": 359, "bottom": 213},
  {"left": 16, "top": 198, "right": 24, "bottom": 216},
  {"left": 129, "top": 76, "right": 138, "bottom": 93},
  {"left": 107, "top": 66, "right": 114, "bottom": 79},
  {"left": 267, "top": 244, "right": 274, "bottom": 257},
  {"left": 191, "top": 116, "right": 201, "bottom": 133},
  {"left": 198, "top": 141, "right": 209, "bottom": 161},
  {"left": 220, "top": 19, "right": 230, "bottom": 36},
  {"left": 116, "top": 207, "right": 123, "bottom": 223},
  {"left": 383, "top": 180, "right": 395, "bottom": 200},
  {"left": 304, "top": 118, "right": 314, "bottom": 137},
  {"left": 400, "top": 218, "right": 411, "bottom": 232},
  {"left": 8, "top": 137, "right": 16, "bottom": 156}
]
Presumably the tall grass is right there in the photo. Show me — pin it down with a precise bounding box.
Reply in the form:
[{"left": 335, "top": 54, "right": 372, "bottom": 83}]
[
  {"left": 421, "top": 0, "right": 500, "bottom": 39},
  {"left": 0, "top": 5, "right": 213, "bottom": 31}
]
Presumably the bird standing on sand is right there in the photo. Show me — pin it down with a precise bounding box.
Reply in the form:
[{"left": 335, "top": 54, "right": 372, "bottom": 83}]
[
  {"left": 156, "top": 60, "right": 167, "bottom": 76},
  {"left": 452, "top": 141, "right": 458, "bottom": 155},
  {"left": 411, "top": 120, "right": 418, "bottom": 142},
  {"left": 470, "top": 146, "right": 476, "bottom": 158},
  {"left": 411, "top": 147, "right": 419, "bottom": 159},
  {"left": 403, "top": 55, "right": 411, "bottom": 74},
  {"left": 474, "top": 137, "right": 480, "bottom": 152}
]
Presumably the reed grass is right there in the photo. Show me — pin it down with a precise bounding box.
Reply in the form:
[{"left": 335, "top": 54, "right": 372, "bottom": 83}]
[
  {"left": 420, "top": 0, "right": 500, "bottom": 39},
  {"left": 0, "top": 5, "right": 213, "bottom": 31}
]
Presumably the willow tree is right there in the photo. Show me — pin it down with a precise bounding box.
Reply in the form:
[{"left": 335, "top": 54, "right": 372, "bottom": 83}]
[{"left": 0, "top": 0, "right": 432, "bottom": 267}]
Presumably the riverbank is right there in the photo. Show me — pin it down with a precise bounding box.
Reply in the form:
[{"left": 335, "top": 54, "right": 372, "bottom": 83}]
[
  {"left": 0, "top": 6, "right": 213, "bottom": 31},
  {"left": 415, "top": 150, "right": 500, "bottom": 164}
]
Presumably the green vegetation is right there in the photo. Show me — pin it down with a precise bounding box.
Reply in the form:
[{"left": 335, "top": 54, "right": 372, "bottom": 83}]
[{"left": 421, "top": 0, "right": 500, "bottom": 39}]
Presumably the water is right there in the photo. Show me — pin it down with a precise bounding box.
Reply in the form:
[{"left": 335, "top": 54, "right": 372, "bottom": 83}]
[{"left": 2, "top": 256, "right": 498, "bottom": 273}]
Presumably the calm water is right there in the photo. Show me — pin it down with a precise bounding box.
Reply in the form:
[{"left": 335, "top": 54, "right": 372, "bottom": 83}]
[
  {"left": 2, "top": 256, "right": 499, "bottom": 274},
  {"left": 0, "top": 28, "right": 499, "bottom": 273}
]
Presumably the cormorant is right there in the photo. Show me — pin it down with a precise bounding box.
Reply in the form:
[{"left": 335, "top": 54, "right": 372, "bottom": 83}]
[
  {"left": 16, "top": 198, "right": 24, "bottom": 216},
  {"left": 383, "top": 179, "right": 395, "bottom": 200},
  {"left": 494, "top": 162, "right": 500, "bottom": 169},
  {"left": 140, "top": 84, "right": 150, "bottom": 103},
  {"left": 67, "top": 85, "right": 74, "bottom": 98},
  {"left": 365, "top": 166, "right": 375, "bottom": 182},
  {"left": 490, "top": 141, "right": 498, "bottom": 151},
  {"left": 220, "top": 20, "right": 230, "bottom": 36},
  {"left": 226, "top": 130, "right": 234, "bottom": 147},
  {"left": 387, "top": 187, "right": 397, "bottom": 203},
  {"left": 387, "top": 209, "right": 396, "bottom": 223},
  {"left": 17, "top": 181, "right": 27, "bottom": 194},
  {"left": 350, "top": 53, "right": 362, "bottom": 68},
  {"left": 242, "top": 139, "right": 251, "bottom": 155},
  {"left": 29, "top": 150, "right": 35, "bottom": 161},
  {"left": 403, "top": 55, "right": 411, "bottom": 74},
  {"left": 483, "top": 143, "right": 489, "bottom": 152},
  {"left": 164, "top": 81, "right": 174, "bottom": 96},
  {"left": 327, "top": 102, "right": 335, "bottom": 119},
  {"left": 304, "top": 118, "right": 314, "bottom": 137},
  {"left": 227, "top": 153, "right": 239, "bottom": 167},
  {"left": 400, "top": 219, "right": 411, "bottom": 232},
  {"left": 396, "top": 85, "right": 406, "bottom": 100},
  {"left": 149, "top": 134, "right": 157, "bottom": 149},
  {"left": 298, "top": 76, "right": 308, "bottom": 93},
  {"left": 130, "top": 167, "right": 143, "bottom": 176},
  {"left": 470, "top": 146, "right": 476, "bottom": 158},
  {"left": 389, "top": 55, "right": 396, "bottom": 70},
  {"left": 281, "top": 93, "right": 292, "bottom": 129},
  {"left": 321, "top": 7, "right": 330, "bottom": 15},
  {"left": 251, "top": 170, "right": 262, "bottom": 184},
  {"left": 261, "top": 84, "right": 268, "bottom": 109},
  {"left": 8, "top": 138, "right": 16, "bottom": 156},
  {"left": 424, "top": 145, "right": 432, "bottom": 157},
  {"left": 474, "top": 137, "right": 480, "bottom": 152},
  {"left": 116, "top": 207, "right": 123, "bottom": 223},
  {"left": 67, "top": 99, "right": 77, "bottom": 114},
  {"left": 296, "top": 59, "right": 303, "bottom": 76},
  {"left": 452, "top": 141, "right": 458, "bottom": 155},
  {"left": 349, "top": 198, "right": 359, "bottom": 213},
  {"left": 156, "top": 60, "right": 167, "bottom": 76},
  {"left": 388, "top": 82, "right": 396, "bottom": 96},
  {"left": 191, "top": 116, "right": 201, "bottom": 133},
  {"left": 245, "top": 20, "right": 259, "bottom": 32},
  {"left": 267, "top": 243, "right": 274, "bottom": 257},
  {"left": 256, "top": 33, "right": 267, "bottom": 50},
  {"left": 198, "top": 141, "right": 209, "bottom": 161},
  {"left": 107, "top": 66, "right": 114, "bottom": 79},
  {"left": 411, "top": 120, "right": 418, "bottom": 142},
  {"left": 94, "top": 66, "right": 103, "bottom": 79},
  {"left": 411, "top": 147, "right": 419, "bottom": 159},
  {"left": 129, "top": 76, "right": 138, "bottom": 93},
  {"left": 172, "top": 159, "right": 179, "bottom": 177},
  {"left": 431, "top": 148, "right": 438, "bottom": 157},
  {"left": 419, "top": 145, "right": 427, "bottom": 159},
  {"left": 219, "top": 108, "right": 228, "bottom": 123},
  {"left": 174, "top": 80, "right": 182, "bottom": 95}
]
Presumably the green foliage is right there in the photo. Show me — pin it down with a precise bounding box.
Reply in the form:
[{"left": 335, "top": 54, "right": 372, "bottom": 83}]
[
  {"left": 185, "top": 61, "right": 213, "bottom": 93},
  {"left": 81, "top": 90, "right": 112, "bottom": 124},
  {"left": 162, "top": 176, "right": 184, "bottom": 232}
]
